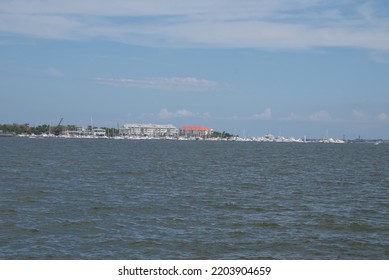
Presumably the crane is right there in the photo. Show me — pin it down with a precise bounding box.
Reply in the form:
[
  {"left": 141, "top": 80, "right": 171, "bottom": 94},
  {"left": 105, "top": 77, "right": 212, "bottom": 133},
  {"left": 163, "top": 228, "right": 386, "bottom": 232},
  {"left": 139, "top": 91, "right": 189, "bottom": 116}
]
[{"left": 54, "top": 118, "right": 63, "bottom": 136}]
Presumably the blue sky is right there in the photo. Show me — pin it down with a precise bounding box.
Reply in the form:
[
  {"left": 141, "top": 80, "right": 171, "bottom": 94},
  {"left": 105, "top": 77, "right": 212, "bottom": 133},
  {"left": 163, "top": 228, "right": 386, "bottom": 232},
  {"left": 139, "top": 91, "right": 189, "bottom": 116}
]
[{"left": 1, "top": 0, "right": 389, "bottom": 139}]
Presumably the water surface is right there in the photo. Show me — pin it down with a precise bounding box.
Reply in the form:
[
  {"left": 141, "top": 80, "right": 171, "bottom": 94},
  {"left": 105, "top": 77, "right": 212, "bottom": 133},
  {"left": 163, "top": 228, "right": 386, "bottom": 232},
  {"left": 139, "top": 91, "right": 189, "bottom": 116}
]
[{"left": 1, "top": 138, "right": 388, "bottom": 259}]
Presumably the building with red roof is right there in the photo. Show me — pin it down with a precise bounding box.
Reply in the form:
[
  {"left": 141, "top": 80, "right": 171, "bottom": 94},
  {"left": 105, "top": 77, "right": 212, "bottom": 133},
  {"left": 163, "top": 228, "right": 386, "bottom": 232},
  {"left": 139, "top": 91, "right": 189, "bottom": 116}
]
[{"left": 180, "top": 126, "right": 213, "bottom": 138}]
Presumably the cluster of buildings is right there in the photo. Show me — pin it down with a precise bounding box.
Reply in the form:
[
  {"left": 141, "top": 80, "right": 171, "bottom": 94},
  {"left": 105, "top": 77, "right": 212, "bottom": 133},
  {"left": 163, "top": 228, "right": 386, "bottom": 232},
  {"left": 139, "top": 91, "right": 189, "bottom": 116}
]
[
  {"left": 60, "top": 123, "right": 214, "bottom": 139},
  {"left": 9, "top": 121, "right": 348, "bottom": 143},
  {"left": 119, "top": 124, "right": 213, "bottom": 139}
]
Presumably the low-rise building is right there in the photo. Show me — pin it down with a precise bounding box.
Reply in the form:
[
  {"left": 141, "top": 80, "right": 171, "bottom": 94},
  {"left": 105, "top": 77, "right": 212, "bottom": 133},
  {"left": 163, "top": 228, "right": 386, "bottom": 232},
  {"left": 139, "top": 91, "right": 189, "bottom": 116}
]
[
  {"left": 63, "top": 127, "right": 107, "bottom": 137},
  {"left": 120, "top": 124, "right": 178, "bottom": 137},
  {"left": 179, "top": 126, "right": 213, "bottom": 138}
]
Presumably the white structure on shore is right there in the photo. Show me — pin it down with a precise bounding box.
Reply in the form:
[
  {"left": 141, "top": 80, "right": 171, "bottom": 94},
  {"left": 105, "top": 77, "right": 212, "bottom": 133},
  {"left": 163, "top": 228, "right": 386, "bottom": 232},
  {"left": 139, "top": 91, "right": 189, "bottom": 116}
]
[
  {"left": 63, "top": 127, "right": 107, "bottom": 138},
  {"left": 120, "top": 124, "right": 178, "bottom": 137},
  {"left": 179, "top": 126, "right": 213, "bottom": 139}
]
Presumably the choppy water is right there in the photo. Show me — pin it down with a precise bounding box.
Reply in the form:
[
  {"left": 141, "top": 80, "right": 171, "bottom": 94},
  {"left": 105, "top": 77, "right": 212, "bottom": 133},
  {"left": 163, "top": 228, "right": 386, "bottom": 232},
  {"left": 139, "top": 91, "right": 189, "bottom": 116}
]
[{"left": 1, "top": 137, "right": 388, "bottom": 259}]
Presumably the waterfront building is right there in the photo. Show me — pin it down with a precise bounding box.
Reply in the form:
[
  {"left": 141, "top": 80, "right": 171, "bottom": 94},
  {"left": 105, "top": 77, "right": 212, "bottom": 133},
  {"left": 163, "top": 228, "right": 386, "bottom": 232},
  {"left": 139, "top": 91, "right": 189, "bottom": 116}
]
[
  {"left": 120, "top": 124, "right": 178, "bottom": 137},
  {"left": 63, "top": 127, "right": 106, "bottom": 137},
  {"left": 92, "top": 128, "right": 107, "bottom": 137},
  {"left": 179, "top": 126, "right": 213, "bottom": 138}
]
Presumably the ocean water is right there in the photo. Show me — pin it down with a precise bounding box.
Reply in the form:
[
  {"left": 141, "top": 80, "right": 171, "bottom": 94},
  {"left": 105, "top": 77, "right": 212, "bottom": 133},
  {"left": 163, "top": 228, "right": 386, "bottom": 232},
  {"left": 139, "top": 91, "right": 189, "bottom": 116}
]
[{"left": 0, "top": 137, "right": 388, "bottom": 259}]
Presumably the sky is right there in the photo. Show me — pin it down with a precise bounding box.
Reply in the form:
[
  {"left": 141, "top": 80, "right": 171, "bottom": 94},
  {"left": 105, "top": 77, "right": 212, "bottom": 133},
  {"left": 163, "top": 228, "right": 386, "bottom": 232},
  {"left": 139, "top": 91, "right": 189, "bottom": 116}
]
[{"left": 1, "top": 0, "right": 389, "bottom": 139}]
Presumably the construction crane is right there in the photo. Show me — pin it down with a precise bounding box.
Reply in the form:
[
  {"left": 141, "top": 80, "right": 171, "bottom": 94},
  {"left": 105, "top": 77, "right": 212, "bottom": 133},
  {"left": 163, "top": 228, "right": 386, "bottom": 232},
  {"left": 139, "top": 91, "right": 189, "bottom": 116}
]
[{"left": 54, "top": 118, "right": 63, "bottom": 136}]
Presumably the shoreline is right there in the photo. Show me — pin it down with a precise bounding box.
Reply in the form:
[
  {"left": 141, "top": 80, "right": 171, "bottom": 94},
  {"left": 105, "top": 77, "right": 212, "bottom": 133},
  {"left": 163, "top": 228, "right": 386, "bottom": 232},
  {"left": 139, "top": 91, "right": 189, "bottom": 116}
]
[{"left": 6, "top": 133, "right": 387, "bottom": 144}]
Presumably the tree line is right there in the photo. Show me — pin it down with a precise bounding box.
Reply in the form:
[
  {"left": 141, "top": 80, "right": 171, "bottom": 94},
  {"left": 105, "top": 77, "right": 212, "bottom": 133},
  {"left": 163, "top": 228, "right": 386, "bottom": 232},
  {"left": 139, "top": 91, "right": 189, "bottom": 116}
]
[
  {"left": 0, "top": 123, "right": 78, "bottom": 135},
  {"left": 0, "top": 123, "right": 140, "bottom": 138},
  {"left": 210, "top": 131, "right": 236, "bottom": 138}
]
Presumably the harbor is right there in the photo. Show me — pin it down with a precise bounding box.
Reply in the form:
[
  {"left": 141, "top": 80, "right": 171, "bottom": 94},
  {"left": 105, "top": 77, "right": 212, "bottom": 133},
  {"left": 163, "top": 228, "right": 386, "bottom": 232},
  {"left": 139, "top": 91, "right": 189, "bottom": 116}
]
[
  {"left": 2, "top": 122, "right": 386, "bottom": 143},
  {"left": 8, "top": 130, "right": 365, "bottom": 144}
]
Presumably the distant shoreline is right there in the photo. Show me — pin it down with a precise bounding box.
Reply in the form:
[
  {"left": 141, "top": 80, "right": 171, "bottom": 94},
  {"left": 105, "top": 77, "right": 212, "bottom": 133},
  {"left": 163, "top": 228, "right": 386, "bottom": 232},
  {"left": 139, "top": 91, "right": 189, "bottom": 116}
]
[
  {"left": 2, "top": 133, "right": 387, "bottom": 144},
  {"left": 1, "top": 123, "right": 386, "bottom": 142}
]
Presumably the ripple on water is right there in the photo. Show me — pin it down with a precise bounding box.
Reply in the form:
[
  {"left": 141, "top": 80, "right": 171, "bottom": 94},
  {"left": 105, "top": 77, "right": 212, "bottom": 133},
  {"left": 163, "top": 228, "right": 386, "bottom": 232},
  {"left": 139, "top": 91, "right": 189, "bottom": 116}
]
[{"left": 1, "top": 139, "right": 389, "bottom": 259}]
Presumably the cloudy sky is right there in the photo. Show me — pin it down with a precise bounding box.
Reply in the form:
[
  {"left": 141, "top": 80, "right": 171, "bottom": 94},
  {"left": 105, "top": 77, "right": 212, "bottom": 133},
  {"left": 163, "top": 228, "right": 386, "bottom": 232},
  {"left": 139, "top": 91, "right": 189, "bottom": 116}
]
[{"left": 1, "top": 0, "right": 389, "bottom": 138}]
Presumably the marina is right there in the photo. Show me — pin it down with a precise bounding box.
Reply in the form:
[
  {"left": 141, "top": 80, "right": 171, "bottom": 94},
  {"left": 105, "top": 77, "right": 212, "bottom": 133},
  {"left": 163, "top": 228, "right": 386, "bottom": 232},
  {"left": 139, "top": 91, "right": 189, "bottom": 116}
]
[
  {"left": 14, "top": 132, "right": 348, "bottom": 143},
  {"left": 2, "top": 121, "right": 386, "bottom": 143},
  {"left": 2, "top": 122, "right": 349, "bottom": 143}
]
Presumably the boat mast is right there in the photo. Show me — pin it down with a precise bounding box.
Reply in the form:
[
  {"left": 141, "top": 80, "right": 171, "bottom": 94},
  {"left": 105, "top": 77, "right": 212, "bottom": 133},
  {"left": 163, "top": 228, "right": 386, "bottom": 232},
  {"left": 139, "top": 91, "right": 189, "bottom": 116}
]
[{"left": 91, "top": 117, "right": 94, "bottom": 137}]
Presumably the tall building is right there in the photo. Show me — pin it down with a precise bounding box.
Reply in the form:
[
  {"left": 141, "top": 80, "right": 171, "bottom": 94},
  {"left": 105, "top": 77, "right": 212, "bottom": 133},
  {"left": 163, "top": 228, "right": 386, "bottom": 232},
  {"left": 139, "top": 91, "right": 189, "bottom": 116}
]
[{"left": 120, "top": 124, "right": 178, "bottom": 137}]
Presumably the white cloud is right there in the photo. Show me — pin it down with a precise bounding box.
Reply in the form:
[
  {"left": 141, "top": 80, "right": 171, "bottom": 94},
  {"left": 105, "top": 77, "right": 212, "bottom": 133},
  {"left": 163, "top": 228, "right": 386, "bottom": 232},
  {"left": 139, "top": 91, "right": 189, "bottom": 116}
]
[
  {"left": 308, "top": 111, "right": 331, "bottom": 121},
  {"left": 352, "top": 109, "right": 370, "bottom": 121},
  {"left": 283, "top": 112, "right": 303, "bottom": 121},
  {"left": 252, "top": 108, "right": 272, "bottom": 120},
  {"left": 1, "top": 0, "right": 389, "bottom": 51},
  {"left": 157, "top": 108, "right": 193, "bottom": 119},
  {"left": 0, "top": 14, "right": 83, "bottom": 40},
  {"left": 351, "top": 110, "right": 389, "bottom": 122},
  {"left": 236, "top": 109, "right": 335, "bottom": 122},
  {"left": 376, "top": 113, "right": 389, "bottom": 122},
  {"left": 281, "top": 111, "right": 331, "bottom": 121},
  {"left": 95, "top": 77, "right": 225, "bottom": 92},
  {"left": 231, "top": 109, "right": 388, "bottom": 124},
  {"left": 145, "top": 108, "right": 210, "bottom": 120}
]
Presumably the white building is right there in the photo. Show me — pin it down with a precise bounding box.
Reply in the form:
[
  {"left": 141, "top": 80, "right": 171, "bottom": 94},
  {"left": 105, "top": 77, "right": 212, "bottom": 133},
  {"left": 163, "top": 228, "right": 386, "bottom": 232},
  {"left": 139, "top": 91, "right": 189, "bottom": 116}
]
[
  {"left": 63, "top": 127, "right": 107, "bottom": 137},
  {"left": 92, "top": 128, "right": 106, "bottom": 137},
  {"left": 120, "top": 124, "right": 178, "bottom": 137}
]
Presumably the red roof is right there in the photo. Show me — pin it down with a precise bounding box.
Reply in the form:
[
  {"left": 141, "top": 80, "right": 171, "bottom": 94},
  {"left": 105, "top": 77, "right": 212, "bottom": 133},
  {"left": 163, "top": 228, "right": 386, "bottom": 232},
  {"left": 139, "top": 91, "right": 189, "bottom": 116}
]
[{"left": 180, "top": 126, "right": 212, "bottom": 131}]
